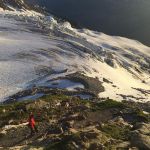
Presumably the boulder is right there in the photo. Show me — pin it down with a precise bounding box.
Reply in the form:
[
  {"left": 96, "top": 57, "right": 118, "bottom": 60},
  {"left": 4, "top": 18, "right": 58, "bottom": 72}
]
[
  {"left": 80, "top": 130, "right": 99, "bottom": 140},
  {"left": 88, "top": 142, "right": 105, "bottom": 150},
  {"left": 134, "top": 123, "right": 150, "bottom": 135},
  {"left": 110, "top": 116, "right": 130, "bottom": 127},
  {"left": 0, "top": 130, "right": 7, "bottom": 138},
  {"left": 47, "top": 125, "right": 63, "bottom": 134},
  {"left": 115, "top": 141, "right": 130, "bottom": 149},
  {"left": 130, "top": 130, "right": 150, "bottom": 150}
]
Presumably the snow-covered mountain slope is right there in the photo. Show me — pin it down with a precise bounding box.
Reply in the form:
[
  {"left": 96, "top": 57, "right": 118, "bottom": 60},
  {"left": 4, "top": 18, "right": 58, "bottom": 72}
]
[{"left": 0, "top": 2, "right": 150, "bottom": 102}]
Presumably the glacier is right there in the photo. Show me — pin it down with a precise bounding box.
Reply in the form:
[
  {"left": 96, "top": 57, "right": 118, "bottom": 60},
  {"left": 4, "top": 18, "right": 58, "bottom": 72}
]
[{"left": 0, "top": 6, "right": 150, "bottom": 102}]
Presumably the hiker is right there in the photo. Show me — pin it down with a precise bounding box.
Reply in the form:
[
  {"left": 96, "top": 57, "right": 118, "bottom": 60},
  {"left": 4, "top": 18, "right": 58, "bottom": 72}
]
[{"left": 28, "top": 112, "right": 38, "bottom": 136}]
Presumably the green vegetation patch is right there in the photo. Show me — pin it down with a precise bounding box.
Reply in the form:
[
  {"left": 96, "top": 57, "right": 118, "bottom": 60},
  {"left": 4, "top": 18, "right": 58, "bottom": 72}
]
[
  {"left": 133, "top": 109, "right": 150, "bottom": 123},
  {"left": 92, "top": 99, "right": 125, "bottom": 111},
  {"left": 41, "top": 94, "right": 70, "bottom": 102},
  {"left": 101, "top": 124, "right": 130, "bottom": 140}
]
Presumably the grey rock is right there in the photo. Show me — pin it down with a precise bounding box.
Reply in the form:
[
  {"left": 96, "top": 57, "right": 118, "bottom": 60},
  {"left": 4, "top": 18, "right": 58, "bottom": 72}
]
[{"left": 130, "top": 130, "right": 150, "bottom": 150}]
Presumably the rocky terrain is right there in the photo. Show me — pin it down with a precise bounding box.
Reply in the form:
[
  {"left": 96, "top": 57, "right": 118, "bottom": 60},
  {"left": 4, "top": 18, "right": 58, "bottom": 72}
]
[
  {"left": 0, "top": 0, "right": 150, "bottom": 102},
  {"left": 0, "top": 94, "right": 150, "bottom": 150},
  {"left": 0, "top": 1, "right": 150, "bottom": 149}
]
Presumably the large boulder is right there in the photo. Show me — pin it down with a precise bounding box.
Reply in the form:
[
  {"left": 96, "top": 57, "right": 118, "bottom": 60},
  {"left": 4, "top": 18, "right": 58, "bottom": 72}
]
[
  {"left": 130, "top": 123, "right": 150, "bottom": 150},
  {"left": 115, "top": 141, "right": 131, "bottom": 149},
  {"left": 88, "top": 142, "right": 105, "bottom": 150},
  {"left": 135, "top": 123, "right": 150, "bottom": 135}
]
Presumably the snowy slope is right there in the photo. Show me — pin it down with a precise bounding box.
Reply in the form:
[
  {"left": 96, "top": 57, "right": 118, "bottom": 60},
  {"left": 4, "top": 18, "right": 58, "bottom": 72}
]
[{"left": 0, "top": 2, "right": 149, "bottom": 102}]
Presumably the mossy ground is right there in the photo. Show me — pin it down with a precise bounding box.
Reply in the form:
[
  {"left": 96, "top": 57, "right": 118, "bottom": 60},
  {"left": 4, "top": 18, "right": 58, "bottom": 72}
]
[{"left": 0, "top": 94, "right": 149, "bottom": 149}]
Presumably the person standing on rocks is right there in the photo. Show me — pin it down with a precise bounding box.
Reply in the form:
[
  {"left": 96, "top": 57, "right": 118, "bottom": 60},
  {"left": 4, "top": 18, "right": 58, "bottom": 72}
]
[{"left": 28, "top": 112, "right": 38, "bottom": 136}]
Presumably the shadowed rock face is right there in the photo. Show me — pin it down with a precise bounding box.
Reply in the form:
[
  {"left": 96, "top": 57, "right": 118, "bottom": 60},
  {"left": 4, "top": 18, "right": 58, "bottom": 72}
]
[
  {"left": 0, "top": 0, "right": 43, "bottom": 12},
  {"left": 130, "top": 123, "right": 150, "bottom": 149},
  {"left": 0, "top": 0, "right": 28, "bottom": 10}
]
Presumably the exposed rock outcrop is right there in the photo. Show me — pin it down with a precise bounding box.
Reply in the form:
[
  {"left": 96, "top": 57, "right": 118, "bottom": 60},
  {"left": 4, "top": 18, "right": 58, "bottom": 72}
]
[{"left": 130, "top": 123, "right": 150, "bottom": 150}]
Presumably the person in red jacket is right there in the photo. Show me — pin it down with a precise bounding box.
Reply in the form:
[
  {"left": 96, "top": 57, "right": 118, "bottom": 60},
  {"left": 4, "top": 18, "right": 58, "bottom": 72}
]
[{"left": 28, "top": 112, "right": 38, "bottom": 136}]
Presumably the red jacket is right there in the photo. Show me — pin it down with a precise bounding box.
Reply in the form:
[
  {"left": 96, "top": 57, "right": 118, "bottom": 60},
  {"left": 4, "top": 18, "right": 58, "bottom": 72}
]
[{"left": 29, "top": 116, "right": 35, "bottom": 129}]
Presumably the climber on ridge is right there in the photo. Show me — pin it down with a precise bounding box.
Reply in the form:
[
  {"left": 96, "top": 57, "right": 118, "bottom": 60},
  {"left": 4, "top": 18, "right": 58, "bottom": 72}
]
[{"left": 28, "top": 112, "right": 38, "bottom": 136}]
